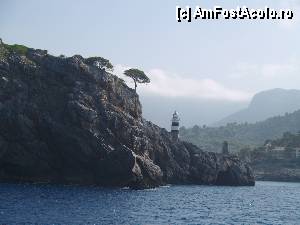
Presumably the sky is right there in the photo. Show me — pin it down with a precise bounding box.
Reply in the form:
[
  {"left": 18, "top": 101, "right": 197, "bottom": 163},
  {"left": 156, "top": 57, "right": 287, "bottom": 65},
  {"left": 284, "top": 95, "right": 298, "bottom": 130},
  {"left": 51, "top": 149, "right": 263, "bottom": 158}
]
[{"left": 1, "top": 0, "right": 299, "bottom": 128}]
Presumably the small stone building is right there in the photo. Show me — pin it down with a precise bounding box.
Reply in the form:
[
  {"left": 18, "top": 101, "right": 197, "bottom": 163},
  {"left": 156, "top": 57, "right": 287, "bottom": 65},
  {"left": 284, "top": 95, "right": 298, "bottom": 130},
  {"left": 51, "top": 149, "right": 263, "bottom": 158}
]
[{"left": 222, "top": 141, "right": 229, "bottom": 154}]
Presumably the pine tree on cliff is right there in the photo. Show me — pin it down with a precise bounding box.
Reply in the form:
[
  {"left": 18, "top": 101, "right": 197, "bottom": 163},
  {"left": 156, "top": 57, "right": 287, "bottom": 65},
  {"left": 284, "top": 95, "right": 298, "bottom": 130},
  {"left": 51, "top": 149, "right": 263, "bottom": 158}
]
[
  {"left": 85, "top": 57, "right": 114, "bottom": 72},
  {"left": 124, "top": 68, "right": 150, "bottom": 115}
]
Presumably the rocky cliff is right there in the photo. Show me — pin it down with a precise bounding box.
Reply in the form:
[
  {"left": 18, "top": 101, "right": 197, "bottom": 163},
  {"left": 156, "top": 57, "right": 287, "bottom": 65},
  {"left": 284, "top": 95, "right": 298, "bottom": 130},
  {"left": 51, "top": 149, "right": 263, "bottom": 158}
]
[{"left": 0, "top": 42, "right": 255, "bottom": 188}]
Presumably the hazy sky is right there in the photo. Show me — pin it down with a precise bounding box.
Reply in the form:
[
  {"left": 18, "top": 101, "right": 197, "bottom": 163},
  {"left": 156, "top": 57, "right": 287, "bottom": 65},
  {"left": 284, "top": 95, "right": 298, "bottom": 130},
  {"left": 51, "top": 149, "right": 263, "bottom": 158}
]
[{"left": 1, "top": 0, "right": 299, "bottom": 127}]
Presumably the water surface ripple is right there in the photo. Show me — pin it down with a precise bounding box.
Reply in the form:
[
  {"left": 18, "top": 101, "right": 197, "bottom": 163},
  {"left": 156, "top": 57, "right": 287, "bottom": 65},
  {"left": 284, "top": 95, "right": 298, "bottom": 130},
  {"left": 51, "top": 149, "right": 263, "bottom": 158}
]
[{"left": 0, "top": 181, "right": 299, "bottom": 224}]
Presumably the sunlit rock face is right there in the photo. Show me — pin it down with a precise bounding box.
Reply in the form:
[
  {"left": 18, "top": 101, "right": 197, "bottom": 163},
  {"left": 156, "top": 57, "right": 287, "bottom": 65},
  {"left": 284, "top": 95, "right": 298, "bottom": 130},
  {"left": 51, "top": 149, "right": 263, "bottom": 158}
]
[{"left": 0, "top": 43, "right": 255, "bottom": 188}]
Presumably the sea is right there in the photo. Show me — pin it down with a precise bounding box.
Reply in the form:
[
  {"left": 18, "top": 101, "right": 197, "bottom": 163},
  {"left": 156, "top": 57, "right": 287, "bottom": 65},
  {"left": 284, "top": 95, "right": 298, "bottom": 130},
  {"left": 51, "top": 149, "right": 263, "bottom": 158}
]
[{"left": 0, "top": 181, "right": 299, "bottom": 225}]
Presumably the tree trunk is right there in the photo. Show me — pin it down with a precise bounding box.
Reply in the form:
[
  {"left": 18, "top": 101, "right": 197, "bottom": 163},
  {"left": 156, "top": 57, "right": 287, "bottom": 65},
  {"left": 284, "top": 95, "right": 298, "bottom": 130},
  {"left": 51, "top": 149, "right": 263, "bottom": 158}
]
[{"left": 134, "top": 80, "right": 137, "bottom": 92}]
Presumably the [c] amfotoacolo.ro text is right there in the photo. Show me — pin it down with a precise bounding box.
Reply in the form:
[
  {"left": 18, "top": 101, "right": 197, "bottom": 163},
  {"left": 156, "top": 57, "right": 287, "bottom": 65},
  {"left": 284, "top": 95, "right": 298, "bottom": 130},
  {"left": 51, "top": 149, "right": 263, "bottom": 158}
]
[{"left": 176, "top": 5, "right": 294, "bottom": 22}]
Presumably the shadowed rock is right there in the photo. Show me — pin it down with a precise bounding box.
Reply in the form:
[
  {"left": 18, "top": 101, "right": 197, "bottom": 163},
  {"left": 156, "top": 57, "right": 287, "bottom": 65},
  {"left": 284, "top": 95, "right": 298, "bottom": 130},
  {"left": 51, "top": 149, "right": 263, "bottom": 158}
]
[{"left": 0, "top": 42, "right": 255, "bottom": 188}]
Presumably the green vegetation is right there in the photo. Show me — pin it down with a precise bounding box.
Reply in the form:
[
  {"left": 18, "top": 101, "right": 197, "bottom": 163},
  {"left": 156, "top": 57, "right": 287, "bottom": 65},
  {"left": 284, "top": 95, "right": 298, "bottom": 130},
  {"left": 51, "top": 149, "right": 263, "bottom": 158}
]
[
  {"left": 0, "top": 43, "right": 29, "bottom": 60},
  {"left": 124, "top": 68, "right": 150, "bottom": 115},
  {"left": 180, "top": 109, "right": 300, "bottom": 153},
  {"left": 85, "top": 57, "right": 113, "bottom": 72},
  {"left": 0, "top": 45, "right": 9, "bottom": 60},
  {"left": 269, "top": 131, "right": 300, "bottom": 148},
  {"left": 124, "top": 68, "right": 150, "bottom": 92},
  {"left": 4, "top": 44, "right": 29, "bottom": 55},
  {"left": 180, "top": 124, "right": 255, "bottom": 153},
  {"left": 238, "top": 132, "right": 300, "bottom": 176}
]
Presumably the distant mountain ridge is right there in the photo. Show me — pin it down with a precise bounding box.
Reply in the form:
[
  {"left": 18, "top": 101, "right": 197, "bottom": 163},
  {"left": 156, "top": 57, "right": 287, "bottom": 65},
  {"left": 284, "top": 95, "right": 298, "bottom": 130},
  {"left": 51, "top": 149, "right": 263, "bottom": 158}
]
[{"left": 215, "top": 89, "right": 300, "bottom": 126}]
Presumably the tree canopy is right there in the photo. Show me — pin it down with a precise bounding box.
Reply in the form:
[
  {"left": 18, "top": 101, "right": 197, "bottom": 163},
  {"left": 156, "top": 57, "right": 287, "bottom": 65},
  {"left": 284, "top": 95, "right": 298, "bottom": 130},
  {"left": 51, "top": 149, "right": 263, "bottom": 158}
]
[
  {"left": 124, "top": 68, "right": 150, "bottom": 92},
  {"left": 85, "top": 57, "right": 113, "bottom": 72},
  {"left": 123, "top": 68, "right": 150, "bottom": 116},
  {"left": 124, "top": 68, "right": 150, "bottom": 84}
]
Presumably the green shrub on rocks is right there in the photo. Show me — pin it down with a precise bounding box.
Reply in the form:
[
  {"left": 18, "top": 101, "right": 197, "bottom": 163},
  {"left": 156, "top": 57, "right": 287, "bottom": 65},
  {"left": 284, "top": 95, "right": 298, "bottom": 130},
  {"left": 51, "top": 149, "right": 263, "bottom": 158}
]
[
  {"left": 5, "top": 44, "right": 29, "bottom": 55},
  {"left": 0, "top": 42, "right": 29, "bottom": 60}
]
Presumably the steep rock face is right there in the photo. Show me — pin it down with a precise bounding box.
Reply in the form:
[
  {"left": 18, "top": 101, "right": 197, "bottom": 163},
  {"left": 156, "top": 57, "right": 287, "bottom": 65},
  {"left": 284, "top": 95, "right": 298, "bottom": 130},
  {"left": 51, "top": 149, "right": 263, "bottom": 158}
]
[{"left": 0, "top": 43, "right": 255, "bottom": 188}]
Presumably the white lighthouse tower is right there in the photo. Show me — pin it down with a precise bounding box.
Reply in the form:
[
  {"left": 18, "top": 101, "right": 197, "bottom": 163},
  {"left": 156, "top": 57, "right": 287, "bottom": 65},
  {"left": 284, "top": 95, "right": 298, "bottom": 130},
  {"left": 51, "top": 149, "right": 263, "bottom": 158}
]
[{"left": 171, "top": 111, "right": 180, "bottom": 141}]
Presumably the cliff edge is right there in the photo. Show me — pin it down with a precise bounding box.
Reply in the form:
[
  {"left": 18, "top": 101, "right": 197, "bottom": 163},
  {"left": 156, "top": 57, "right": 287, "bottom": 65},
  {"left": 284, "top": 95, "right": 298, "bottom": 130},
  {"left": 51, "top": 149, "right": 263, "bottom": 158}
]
[{"left": 0, "top": 42, "right": 255, "bottom": 188}]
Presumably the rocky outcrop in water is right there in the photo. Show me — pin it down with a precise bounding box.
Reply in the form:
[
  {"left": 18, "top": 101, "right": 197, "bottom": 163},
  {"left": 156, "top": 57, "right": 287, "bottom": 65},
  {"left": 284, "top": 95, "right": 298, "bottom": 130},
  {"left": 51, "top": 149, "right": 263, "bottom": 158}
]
[{"left": 0, "top": 42, "right": 255, "bottom": 188}]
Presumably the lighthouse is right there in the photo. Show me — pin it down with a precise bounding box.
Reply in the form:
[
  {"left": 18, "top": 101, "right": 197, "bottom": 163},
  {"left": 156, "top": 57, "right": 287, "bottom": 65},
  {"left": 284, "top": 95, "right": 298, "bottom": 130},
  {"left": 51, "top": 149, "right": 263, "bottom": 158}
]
[{"left": 171, "top": 111, "right": 180, "bottom": 141}]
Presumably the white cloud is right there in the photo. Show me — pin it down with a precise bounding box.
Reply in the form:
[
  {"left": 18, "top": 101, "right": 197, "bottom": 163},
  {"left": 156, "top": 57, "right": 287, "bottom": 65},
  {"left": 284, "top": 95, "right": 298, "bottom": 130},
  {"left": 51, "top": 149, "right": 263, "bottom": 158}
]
[
  {"left": 114, "top": 64, "right": 252, "bottom": 102},
  {"left": 228, "top": 58, "right": 300, "bottom": 92},
  {"left": 230, "top": 58, "right": 299, "bottom": 80}
]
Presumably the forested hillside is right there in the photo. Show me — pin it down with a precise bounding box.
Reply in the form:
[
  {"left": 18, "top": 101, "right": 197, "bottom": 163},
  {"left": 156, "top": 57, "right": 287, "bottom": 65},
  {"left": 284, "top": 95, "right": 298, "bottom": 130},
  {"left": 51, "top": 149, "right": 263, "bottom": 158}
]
[
  {"left": 180, "top": 110, "right": 300, "bottom": 153},
  {"left": 269, "top": 132, "right": 300, "bottom": 148}
]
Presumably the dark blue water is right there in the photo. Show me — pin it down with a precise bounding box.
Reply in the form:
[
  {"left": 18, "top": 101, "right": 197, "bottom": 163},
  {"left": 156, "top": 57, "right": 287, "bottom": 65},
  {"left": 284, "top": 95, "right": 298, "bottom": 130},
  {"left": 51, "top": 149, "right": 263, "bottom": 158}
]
[{"left": 0, "top": 181, "right": 299, "bottom": 225}]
